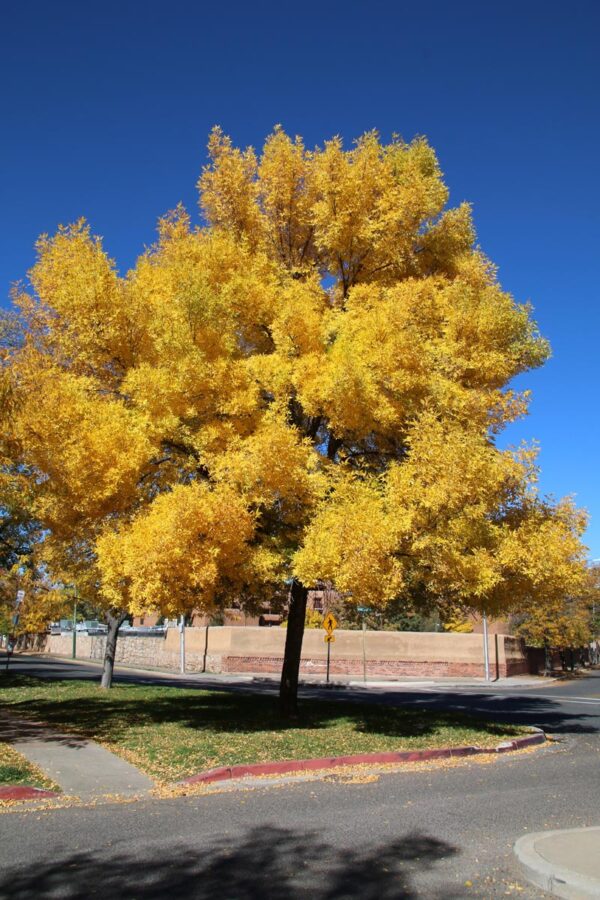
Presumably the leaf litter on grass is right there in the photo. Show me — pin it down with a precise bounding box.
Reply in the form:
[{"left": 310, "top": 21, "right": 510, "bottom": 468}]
[{"left": 0, "top": 674, "right": 528, "bottom": 784}]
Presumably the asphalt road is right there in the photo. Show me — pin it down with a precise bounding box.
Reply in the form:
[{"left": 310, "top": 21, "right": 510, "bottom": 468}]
[{"left": 1, "top": 655, "right": 600, "bottom": 898}]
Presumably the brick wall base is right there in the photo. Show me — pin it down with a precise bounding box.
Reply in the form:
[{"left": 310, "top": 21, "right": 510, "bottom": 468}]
[
  {"left": 221, "top": 655, "right": 516, "bottom": 678},
  {"left": 504, "top": 659, "right": 530, "bottom": 676}
]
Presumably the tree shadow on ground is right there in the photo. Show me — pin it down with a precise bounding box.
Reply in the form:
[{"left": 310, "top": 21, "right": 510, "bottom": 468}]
[
  {"left": 363, "top": 689, "right": 600, "bottom": 735},
  {"left": 0, "top": 825, "right": 461, "bottom": 899},
  {"left": 0, "top": 712, "right": 90, "bottom": 749},
  {"left": 3, "top": 661, "right": 598, "bottom": 754},
  {"left": 0, "top": 673, "right": 527, "bottom": 747}
]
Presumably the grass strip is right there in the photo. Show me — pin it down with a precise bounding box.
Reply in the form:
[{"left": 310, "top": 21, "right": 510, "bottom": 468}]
[{"left": 0, "top": 674, "right": 527, "bottom": 784}]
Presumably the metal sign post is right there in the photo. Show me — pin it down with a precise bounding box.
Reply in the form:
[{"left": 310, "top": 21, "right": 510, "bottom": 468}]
[
  {"left": 325, "top": 633, "right": 334, "bottom": 682},
  {"left": 5, "top": 639, "right": 13, "bottom": 672},
  {"left": 6, "top": 590, "right": 25, "bottom": 673},
  {"left": 322, "top": 613, "right": 338, "bottom": 684}
]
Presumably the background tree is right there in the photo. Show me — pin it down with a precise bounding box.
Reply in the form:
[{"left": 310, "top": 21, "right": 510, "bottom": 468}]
[
  {"left": 2, "top": 220, "right": 302, "bottom": 686},
  {"left": 588, "top": 564, "right": 600, "bottom": 659},
  {"left": 441, "top": 607, "right": 474, "bottom": 634},
  {"left": 512, "top": 592, "right": 592, "bottom": 672},
  {"left": 0, "top": 313, "right": 46, "bottom": 635}
]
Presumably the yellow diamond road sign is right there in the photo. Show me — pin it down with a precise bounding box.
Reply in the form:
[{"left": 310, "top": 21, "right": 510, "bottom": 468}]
[{"left": 323, "top": 612, "right": 338, "bottom": 634}]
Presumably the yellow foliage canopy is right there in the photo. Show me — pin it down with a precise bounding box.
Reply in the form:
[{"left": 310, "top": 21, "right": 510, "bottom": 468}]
[
  {"left": 0, "top": 128, "right": 587, "bottom": 632},
  {"left": 97, "top": 482, "right": 255, "bottom": 616}
]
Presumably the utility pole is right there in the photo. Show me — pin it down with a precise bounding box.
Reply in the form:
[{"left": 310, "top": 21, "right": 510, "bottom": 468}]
[
  {"left": 179, "top": 615, "right": 186, "bottom": 674},
  {"left": 72, "top": 587, "right": 78, "bottom": 660},
  {"left": 482, "top": 610, "right": 491, "bottom": 681},
  {"left": 357, "top": 606, "right": 369, "bottom": 683},
  {"left": 362, "top": 619, "right": 368, "bottom": 683}
]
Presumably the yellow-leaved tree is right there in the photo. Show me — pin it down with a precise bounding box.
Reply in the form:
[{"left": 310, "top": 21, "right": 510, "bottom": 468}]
[
  {"left": 1, "top": 127, "right": 588, "bottom": 710},
  {"left": 512, "top": 561, "right": 597, "bottom": 669}
]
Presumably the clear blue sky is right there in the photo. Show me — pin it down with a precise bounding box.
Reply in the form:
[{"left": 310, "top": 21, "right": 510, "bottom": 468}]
[{"left": 2, "top": 1, "right": 599, "bottom": 556}]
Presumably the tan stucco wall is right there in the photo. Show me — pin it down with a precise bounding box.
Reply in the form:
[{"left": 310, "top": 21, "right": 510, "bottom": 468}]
[
  {"left": 34, "top": 625, "right": 527, "bottom": 677},
  {"left": 222, "top": 627, "right": 493, "bottom": 663}
]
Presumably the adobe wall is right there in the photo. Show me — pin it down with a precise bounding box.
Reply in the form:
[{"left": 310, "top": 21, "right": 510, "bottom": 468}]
[
  {"left": 33, "top": 625, "right": 528, "bottom": 678},
  {"left": 217, "top": 627, "right": 528, "bottom": 677}
]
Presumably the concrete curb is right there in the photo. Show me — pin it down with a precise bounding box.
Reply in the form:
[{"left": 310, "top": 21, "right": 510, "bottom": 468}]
[
  {"left": 515, "top": 827, "right": 600, "bottom": 899},
  {"left": 179, "top": 730, "right": 545, "bottom": 786},
  {"left": 0, "top": 785, "right": 60, "bottom": 802}
]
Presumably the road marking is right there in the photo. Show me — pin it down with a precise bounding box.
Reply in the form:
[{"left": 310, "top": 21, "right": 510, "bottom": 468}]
[
  {"left": 513, "top": 694, "right": 600, "bottom": 706},
  {"left": 416, "top": 689, "right": 600, "bottom": 706},
  {"left": 369, "top": 684, "right": 600, "bottom": 705},
  {"left": 349, "top": 681, "right": 435, "bottom": 688}
]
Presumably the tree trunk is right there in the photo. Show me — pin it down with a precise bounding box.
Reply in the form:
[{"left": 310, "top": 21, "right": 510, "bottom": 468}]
[
  {"left": 100, "top": 611, "right": 127, "bottom": 689},
  {"left": 544, "top": 643, "right": 551, "bottom": 676},
  {"left": 279, "top": 579, "right": 308, "bottom": 718}
]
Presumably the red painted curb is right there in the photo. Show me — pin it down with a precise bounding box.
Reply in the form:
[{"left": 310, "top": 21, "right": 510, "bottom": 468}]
[
  {"left": 0, "top": 785, "right": 60, "bottom": 802},
  {"left": 179, "top": 732, "right": 545, "bottom": 786}
]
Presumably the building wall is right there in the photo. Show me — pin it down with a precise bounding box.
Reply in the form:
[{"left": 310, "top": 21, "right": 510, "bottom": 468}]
[{"left": 30, "top": 626, "right": 529, "bottom": 678}]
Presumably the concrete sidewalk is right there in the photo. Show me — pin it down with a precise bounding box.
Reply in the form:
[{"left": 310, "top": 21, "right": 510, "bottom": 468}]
[
  {"left": 0, "top": 712, "right": 153, "bottom": 799},
  {"left": 515, "top": 827, "right": 600, "bottom": 898}
]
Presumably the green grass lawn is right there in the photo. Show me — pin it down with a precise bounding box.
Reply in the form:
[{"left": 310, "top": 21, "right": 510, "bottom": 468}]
[
  {"left": 0, "top": 741, "right": 59, "bottom": 791},
  {"left": 0, "top": 674, "right": 527, "bottom": 784}
]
